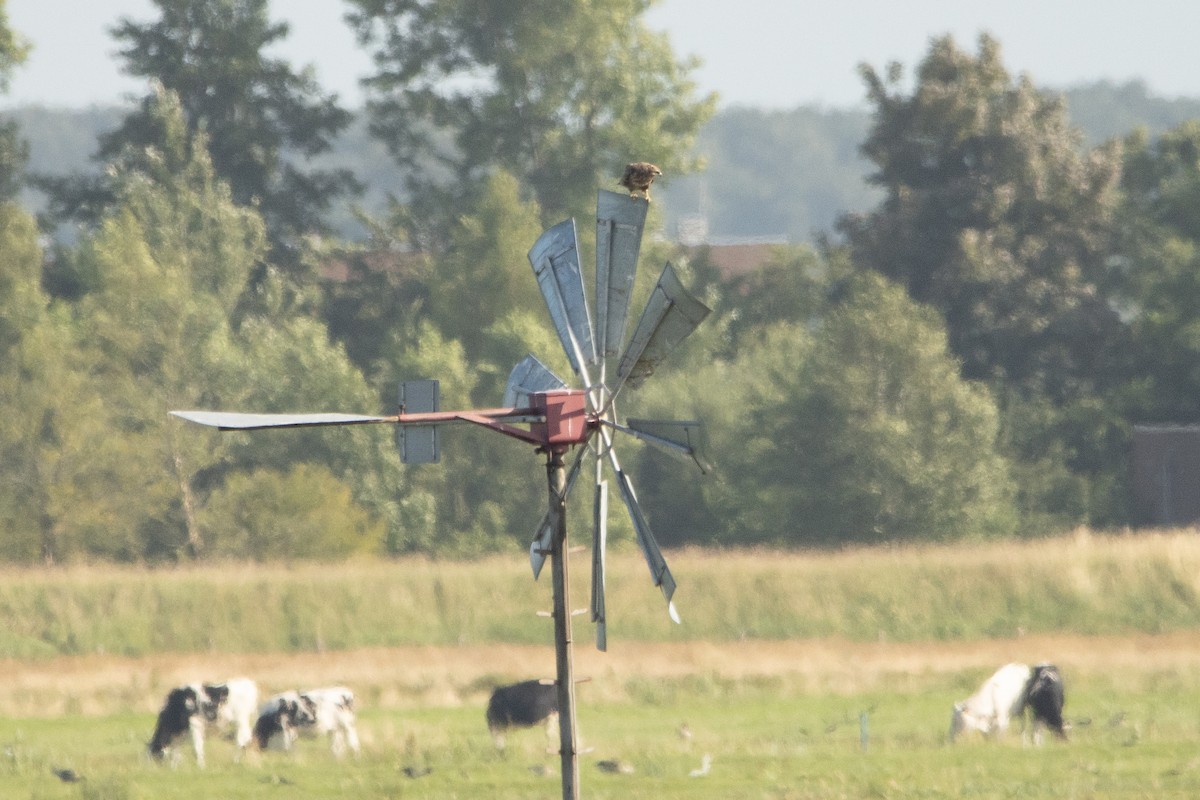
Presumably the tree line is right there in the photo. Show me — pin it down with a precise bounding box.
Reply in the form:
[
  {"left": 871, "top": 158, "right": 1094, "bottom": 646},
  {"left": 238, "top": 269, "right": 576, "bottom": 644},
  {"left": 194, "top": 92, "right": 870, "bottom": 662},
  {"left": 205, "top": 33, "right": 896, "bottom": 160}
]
[{"left": 2, "top": 0, "right": 1199, "bottom": 563}]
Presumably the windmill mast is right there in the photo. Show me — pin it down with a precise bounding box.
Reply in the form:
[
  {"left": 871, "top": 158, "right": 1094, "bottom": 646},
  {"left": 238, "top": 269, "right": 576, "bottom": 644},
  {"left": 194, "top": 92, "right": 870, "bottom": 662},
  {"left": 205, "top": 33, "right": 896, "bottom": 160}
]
[{"left": 546, "top": 447, "right": 580, "bottom": 799}]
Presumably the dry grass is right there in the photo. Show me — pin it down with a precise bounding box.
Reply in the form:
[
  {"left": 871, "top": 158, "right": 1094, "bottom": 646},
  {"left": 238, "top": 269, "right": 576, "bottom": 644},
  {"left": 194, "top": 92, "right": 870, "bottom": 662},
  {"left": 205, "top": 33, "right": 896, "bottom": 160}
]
[{"left": 7, "top": 630, "right": 1200, "bottom": 718}]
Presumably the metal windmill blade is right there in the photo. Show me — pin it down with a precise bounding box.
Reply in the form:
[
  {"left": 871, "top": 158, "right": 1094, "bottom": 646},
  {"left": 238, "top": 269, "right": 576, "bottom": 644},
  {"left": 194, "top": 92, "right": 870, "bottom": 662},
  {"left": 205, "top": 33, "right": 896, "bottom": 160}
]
[{"left": 526, "top": 189, "right": 711, "bottom": 654}]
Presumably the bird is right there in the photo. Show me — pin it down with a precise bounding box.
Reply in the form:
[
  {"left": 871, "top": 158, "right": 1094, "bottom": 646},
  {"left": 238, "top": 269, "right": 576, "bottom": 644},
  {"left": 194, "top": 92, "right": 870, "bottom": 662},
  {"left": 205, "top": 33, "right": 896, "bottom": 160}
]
[
  {"left": 52, "top": 768, "right": 83, "bottom": 783},
  {"left": 619, "top": 162, "right": 662, "bottom": 201},
  {"left": 689, "top": 753, "right": 713, "bottom": 777},
  {"left": 596, "top": 758, "right": 635, "bottom": 774}
]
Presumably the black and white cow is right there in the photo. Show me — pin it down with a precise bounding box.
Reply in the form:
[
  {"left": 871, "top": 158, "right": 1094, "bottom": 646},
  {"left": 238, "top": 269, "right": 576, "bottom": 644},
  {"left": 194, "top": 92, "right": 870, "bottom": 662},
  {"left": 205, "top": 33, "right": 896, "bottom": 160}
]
[
  {"left": 486, "top": 679, "right": 558, "bottom": 750},
  {"left": 297, "top": 686, "right": 361, "bottom": 757},
  {"left": 1023, "top": 663, "right": 1067, "bottom": 743},
  {"left": 949, "top": 662, "right": 1032, "bottom": 742},
  {"left": 253, "top": 691, "right": 317, "bottom": 752},
  {"left": 202, "top": 677, "right": 259, "bottom": 757},
  {"left": 950, "top": 662, "right": 1067, "bottom": 744},
  {"left": 148, "top": 677, "right": 259, "bottom": 766},
  {"left": 148, "top": 683, "right": 212, "bottom": 766}
]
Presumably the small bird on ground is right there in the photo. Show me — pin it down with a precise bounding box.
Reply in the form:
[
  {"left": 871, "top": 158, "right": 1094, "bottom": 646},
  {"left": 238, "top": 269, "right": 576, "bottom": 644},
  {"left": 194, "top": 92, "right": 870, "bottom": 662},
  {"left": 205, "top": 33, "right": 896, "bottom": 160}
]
[
  {"left": 596, "top": 758, "right": 635, "bottom": 774},
  {"left": 52, "top": 767, "right": 83, "bottom": 783},
  {"left": 619, "top": 162, "right": 662, "bottom": 201}
]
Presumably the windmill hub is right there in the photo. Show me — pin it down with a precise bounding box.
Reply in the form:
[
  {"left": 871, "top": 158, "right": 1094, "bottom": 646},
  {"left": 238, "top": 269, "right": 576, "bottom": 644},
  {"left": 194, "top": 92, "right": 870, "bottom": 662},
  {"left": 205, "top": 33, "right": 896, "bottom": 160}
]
[{"left": 529, "top": 389, "right": 591, "bottom": 449}]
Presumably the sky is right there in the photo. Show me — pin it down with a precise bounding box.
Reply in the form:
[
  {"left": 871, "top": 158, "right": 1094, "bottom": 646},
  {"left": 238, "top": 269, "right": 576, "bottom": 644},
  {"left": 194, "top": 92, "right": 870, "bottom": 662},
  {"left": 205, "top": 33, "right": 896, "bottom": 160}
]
[{"left": 4, "top": 0, "right": 1200, "bottom": 111}]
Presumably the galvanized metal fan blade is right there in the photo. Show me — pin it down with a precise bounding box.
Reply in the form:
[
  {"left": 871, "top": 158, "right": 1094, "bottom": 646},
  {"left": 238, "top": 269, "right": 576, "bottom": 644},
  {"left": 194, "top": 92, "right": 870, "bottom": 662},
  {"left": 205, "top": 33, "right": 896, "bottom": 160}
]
[
  {"left": 529, "top": 219, "right": 595, "bottom": 381},
  {"left": 591, "top": 468, "right": 609, "bottom": 652},
  {"left": 529, "top": 445, "right": 589, "bottom": 579},
  {"left": 170, "top": 410, "right": 391, "bottom": 430},
  {"left": 614, "top": 263, "right": 711, "bottom": 395},
  {"left": 595, "top": 189, "right": 649, "bottom": 369},
  {"left": 622, "top": 418, "right": 712, "bottom": 474},
  {"left": 606, "top": 445, "right": 680, "bottom": 625},
  {"left": 503, "top": 354, "right": 567, "bottom": 408}
]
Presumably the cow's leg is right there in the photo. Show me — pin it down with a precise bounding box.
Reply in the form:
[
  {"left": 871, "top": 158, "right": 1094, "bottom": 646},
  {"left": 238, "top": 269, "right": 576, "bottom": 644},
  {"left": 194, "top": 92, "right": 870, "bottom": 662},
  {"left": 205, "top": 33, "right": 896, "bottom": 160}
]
[
  {"left": 330, "top": 729, "right": 346, "bottom": 758},
  {"left": 544, "top": 711, "right": 560, "bottom": 753},
  {"left": 189, "top": 716, "right": 207, "bottom": 768},
  {"left": 344, "top": 722, "right": 361, "bottom": 756},
  {"left": 234, "top": 720, "right": 252, "bottom": 760}
]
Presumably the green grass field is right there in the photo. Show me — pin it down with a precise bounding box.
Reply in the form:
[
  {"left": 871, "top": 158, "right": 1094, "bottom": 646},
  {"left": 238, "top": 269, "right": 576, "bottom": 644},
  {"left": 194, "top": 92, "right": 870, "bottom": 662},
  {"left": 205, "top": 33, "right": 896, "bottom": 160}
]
[
  {"left": 5, "top": 672, "right": 1200, "bottom": 799},
  {"left": 3, "top": 531, "right": 1200, "bottom": 798}
]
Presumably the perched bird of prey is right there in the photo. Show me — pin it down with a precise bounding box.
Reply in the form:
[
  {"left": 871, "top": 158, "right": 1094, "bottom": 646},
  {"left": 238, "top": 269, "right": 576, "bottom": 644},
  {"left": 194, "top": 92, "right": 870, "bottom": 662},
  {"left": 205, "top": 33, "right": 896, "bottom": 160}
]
[{"left": 619, "top": 162, "right": 662, "bottom": 201}]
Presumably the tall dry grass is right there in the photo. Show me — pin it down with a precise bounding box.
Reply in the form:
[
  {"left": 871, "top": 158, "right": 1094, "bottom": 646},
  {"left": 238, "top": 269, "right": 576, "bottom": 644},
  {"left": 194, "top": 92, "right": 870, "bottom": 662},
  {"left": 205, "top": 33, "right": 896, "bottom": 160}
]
[{"left": 2, "top": 528, "right": 1199, "bottom": 659}]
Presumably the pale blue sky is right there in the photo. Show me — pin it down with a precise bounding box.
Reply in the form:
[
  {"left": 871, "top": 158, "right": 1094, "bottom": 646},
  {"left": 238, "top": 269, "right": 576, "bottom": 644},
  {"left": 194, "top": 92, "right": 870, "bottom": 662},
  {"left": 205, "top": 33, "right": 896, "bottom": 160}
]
[{"left": 6, "top": 0, "right": 1200, "bottom": 110}]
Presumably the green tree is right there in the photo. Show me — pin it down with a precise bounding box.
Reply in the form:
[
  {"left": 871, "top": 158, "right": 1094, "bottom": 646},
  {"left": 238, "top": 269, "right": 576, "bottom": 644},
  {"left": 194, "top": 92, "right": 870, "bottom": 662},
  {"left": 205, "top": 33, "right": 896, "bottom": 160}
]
[
  {"left": 840, "top": 34, "right": 1133, "bottom": 528},
  {"left": 1118, "top": 122, "right": 1200, "bottom": 423},
  {"left": 44, "top": 0, "right": 357, "bottom": 266},
  {"left": 201, "top": 464, "right": 385, "bottom": 560},
  {"left": 348, "top": 0, "right": 716, "bottom": 236},
  {"left": 0, "top": 0, "right": 28, "bottom": 200},
  {"left": 666, "top": 274, "right": 1015, "bottom": 547},
  {"left": 842, "top": 34, "right": 1127, "bottom": 400},
  {"left": 0, "top": 205, "right": 78, "bottom": 562},
  {"left": 53, "top": 88, "right": 394, "bottom": 562}
]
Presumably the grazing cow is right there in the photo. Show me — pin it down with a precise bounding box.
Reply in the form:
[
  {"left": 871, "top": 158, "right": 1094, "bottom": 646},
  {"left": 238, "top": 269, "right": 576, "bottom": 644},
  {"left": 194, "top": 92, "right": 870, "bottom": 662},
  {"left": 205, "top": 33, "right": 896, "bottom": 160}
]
[
  {"left": 202, "top": 677, "right": 258, "bottom": 757},
  {"left": 486, "top": 679, "right": 558, "bottom": 750},
  {"left": 1023, "top": 663, "right": 1067, "bottom": 743},
  {"left": 296, "top": 686, "right": 361, "bottom": 757},
  {"left": 148, "top": 683, "right": 213, "bottom": 767},
  {"left": 949, "top": 662, "right": 1033, "bottom": 742},
  {"left": 149, "top": 677, "right": 260, "bottom": 766},
  {"left": 253, "top": 691, "right": 317, "bottom": 752}
]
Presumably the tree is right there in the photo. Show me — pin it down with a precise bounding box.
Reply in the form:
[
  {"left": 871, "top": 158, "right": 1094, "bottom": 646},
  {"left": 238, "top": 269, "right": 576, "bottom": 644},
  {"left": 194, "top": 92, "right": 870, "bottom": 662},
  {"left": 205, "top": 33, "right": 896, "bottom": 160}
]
[
  {"left": 700, "top": 274, "right": 1014, "bottom": 546},
  {"left": 1117, "top": 122, "right": 1200, "bottom": 422},
  {"left": 44, "top": 0, "right": 357, "bottom": 266},
  {"left": 0, "top": 0, "right": 28, "bottom": 200},
  {"left": 841, "top": 34, "right": 1127, "bottom": 402},
  {"left": 838, "top": 34, "right": 1133, "bottom": 528},
  {"left": 0, "top": 204, "right": 78, "bottom": 562},
  {"left": 48, "top": 88, "right": 394, "bottom": 562},
  {"left": 348, "top": 0, "right": 716, "bottom": 236}
]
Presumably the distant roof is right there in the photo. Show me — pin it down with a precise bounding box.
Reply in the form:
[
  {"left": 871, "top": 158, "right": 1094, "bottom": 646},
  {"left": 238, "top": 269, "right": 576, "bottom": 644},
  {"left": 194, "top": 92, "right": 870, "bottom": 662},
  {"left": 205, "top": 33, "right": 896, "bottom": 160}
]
[{"left": 683, "top": 241, "right": 786, "bottom": 280}]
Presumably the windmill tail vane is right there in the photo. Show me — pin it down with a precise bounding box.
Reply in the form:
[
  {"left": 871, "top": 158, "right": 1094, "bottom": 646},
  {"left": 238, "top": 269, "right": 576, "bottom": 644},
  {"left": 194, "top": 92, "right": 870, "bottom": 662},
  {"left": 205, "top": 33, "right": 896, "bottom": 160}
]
[{"left": 169, "top": 188, "right": 711, "bottom": 653}]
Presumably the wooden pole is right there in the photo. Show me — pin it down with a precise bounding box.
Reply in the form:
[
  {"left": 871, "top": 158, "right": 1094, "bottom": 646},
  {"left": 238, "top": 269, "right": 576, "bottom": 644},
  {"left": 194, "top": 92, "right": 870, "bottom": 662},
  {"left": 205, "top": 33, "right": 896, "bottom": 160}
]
[{"left": 547, "top": 448, "right": 580, "bottom": 800}]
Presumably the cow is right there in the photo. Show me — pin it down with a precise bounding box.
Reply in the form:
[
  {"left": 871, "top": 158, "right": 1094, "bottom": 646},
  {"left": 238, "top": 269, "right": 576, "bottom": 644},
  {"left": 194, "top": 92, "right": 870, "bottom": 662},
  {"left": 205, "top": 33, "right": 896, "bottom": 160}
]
[
  {"left": 486, "top": 679, "right": 559, "bottom": 750},
  {"left": 253, "top": 691, "right": 317, "bottom": 752},
  {"left": 950, "top": 662, "right": 1068, "bottom": 744},
  {"left": 949, "top": 662, "right": 1034, "bottom": 742},
  {"left": 296, "top": 686, "right": 361, "bottom": 758},
  {"left": 201, "top": 677, "right": 258, "bottom": 757},
  {"left": 148, "top": 677, "right": 260, "bottom": 766},
  {"left": 1023, "top": 663, "right": 1068, "bottom": 743},
  {"left": 148, "top": 683, "right": 214, "bottom": 767}
]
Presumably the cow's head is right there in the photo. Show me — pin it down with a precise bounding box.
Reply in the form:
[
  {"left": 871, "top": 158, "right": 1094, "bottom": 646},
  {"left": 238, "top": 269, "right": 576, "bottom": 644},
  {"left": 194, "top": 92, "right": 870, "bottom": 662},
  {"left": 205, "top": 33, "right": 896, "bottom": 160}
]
[
  {"left": 949, "top": 701, "right": 992, "bottom": 741},
  {"left": 294, "top": 695, "right": 320, "bottom": 728},
  {"left": 200, "top": 683, "right": 230, "bottom": 721}
]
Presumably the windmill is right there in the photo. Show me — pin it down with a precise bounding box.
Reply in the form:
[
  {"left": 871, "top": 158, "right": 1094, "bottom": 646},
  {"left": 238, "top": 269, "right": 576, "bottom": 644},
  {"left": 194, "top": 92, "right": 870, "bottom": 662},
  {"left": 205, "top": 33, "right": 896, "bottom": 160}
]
[{"left": 170, "top": 188, "right": 711, "bottom": 799}]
